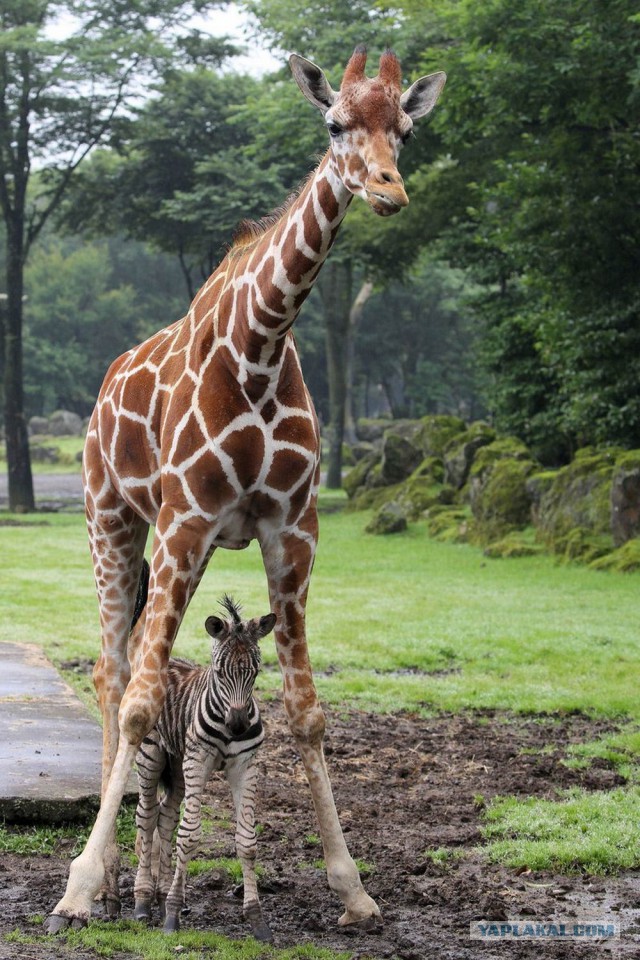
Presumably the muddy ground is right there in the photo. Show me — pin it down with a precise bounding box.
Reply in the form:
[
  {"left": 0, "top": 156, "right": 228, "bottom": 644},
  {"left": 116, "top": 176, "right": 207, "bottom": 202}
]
[{"left": 2, "top": 700, "right": 640, "bottom": 959}]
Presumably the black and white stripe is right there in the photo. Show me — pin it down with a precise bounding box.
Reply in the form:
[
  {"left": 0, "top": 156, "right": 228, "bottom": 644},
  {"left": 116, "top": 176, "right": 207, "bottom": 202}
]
[{"left": 133, "top": 582, "right": 276, "bottom": 941}]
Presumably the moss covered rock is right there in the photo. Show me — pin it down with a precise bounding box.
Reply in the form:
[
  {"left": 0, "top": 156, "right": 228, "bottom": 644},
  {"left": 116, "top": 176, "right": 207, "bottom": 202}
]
[
  {"left": 426, "top": 507, "right": 470, "bottom": 543},
  {"left": 355, "top": 417, "right": 393, "bottom": 442},
  {"left": 415, "top": 414, "right": 466, "bottom": 458},
  {"left": 443, "top": 422, "right": 497, "bottom": 489},
  {"left": 365, "top": 501, "right": 408, "bottom": 535},
  {"left": 537, "top": 447, "right": 620, "bottom": 550},
  {"left": 380, "top": 430, "right": 423, "bottom": 485},
  {"left": 611, "top": 451, "right": 640, "bottom": 546},
  {"left": 349, "top": 482, "right": 404, "bottom": 512},
  {"left": 343, "top": 452, "right": 379, "bottom": 499},
  {"left": 589, "top": 539, "right": 640, "bottom": 573},
  {"left": 483, "top": 535, "right": 542, "bottom": 559},
  {"left": 553, "top": 528, "right": 612, "bottom": 565}
]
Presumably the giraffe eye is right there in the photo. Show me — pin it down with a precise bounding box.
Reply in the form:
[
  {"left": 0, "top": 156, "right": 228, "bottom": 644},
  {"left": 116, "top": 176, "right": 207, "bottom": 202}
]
[
  {"left": 327, "top": 121, "right": 343, "bottom": 138},
  {"left": 400, "top": 128, "right": 414, "bottom": 145}
]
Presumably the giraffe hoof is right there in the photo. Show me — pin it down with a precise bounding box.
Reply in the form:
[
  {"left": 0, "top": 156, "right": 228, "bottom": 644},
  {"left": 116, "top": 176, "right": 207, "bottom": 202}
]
[
  {"left": 338, "top": 910, "right": 383, "bottom": 933},
  {"left": 44, "top": 913, "right": 71, "bottom": 935},
  {"left": 45, "top": 912, "right": 89, "bottom": 934}
]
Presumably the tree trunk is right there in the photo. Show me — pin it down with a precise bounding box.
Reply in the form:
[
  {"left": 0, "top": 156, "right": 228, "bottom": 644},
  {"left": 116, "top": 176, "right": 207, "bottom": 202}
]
[
  {"left": 344, "top": 278, "right": 374, "bottom": 445},
  {"left": 319, "top": 259, "right": 352, "bottom": 489},
  {"left": 4, "top": 224, "right": 34, "bottom": 512}
]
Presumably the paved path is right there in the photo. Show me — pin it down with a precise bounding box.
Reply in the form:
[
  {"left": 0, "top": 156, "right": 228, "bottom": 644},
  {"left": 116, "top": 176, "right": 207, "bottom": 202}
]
[
  {"left": 0, "top": 642, "right": 136, "bottom": 822},
  {"left": 0, "top": 472, "right": 84, "bottom": 510}
]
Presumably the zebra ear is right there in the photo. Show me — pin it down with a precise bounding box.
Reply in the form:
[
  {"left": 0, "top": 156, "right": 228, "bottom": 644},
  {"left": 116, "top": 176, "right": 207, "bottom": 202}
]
[
  {"left": 257, "top": 613, "right": 277, "bottom": 639},
  {"left": 205, "top": 616, "right": 226, "bottom": 638}
]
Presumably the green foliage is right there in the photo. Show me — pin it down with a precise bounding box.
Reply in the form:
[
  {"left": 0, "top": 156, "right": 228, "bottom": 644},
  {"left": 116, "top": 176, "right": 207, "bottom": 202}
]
[
  {"left": 481, "top": 788, "right": 640, "bottom": 874},
  {"left": 419, "top": 0, "right": 640, "bottom": 455}
]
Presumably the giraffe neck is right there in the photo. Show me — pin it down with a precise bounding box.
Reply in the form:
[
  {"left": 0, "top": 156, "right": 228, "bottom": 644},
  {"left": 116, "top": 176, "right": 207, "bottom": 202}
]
[{"left": 207, "top": 152, "right": 352, "bottom": 381}]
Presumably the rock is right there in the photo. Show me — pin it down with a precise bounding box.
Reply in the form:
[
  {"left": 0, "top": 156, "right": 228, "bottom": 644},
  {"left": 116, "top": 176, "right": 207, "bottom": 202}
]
[
  {"left": 483, "top": 535, "right": 542, "bottom": 559},
  {"left": 356, "top": 417, "right": 394, "bottom": 442},
  {"left": 29, "top": 444, "right": 60, "bottom": 464},
  {"left": 28, "top": 416, "right": 49, "bottom": 436},
  {"left": 380, "top": 431, "right": 422, "bottom": 485},
  {"left": 343, "top": 452, "right": 379, "bottom": 499},
  {"left": 415, "top": 415, "right": 466, "bottom": 458},
  {"left": 537, "top": 447, "right": 620, "bottom": 550},
  {"left": 443, "top": 422, "right": 497, "bottom": 489},
  {"left": 425, "top": 507, "right": 469, "bottom": 543},
  {"left": 611, "top": 452, "right": 640, "bottom": 546},
  {"left": 590, "top": 539, "right": 640, "bottom": 573},
  {"left": 351, "top": 441, "right": 376, "bottom": 462},
  {"left": 466, "top": 438, "right": 537, "bottom": 543},
  {"left": 48, "top": 409, "right": 83, "bottom": 437},
  {"left": 472, "top": 457, "right": 538, "bottom": 530},
  {"left": 554, "top": 528, "right": 612, "bottom": 565},
  {"left": 365, "top": 501, "right": 408, "bottom": 535}
]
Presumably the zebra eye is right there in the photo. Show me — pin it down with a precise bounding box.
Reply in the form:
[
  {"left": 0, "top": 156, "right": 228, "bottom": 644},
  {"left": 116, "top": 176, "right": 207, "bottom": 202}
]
[{"left": 327, "top": 120, "right": 343, "bottom": 138}]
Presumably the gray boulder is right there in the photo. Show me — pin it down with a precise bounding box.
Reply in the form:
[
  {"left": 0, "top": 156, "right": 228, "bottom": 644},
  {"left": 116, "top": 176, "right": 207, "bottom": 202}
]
[
  {"left": 611, "top": 452, "right": 640, "bottom": 547},
  {"left": 48, "top": 410, "right": 83, "bottom": 437}
]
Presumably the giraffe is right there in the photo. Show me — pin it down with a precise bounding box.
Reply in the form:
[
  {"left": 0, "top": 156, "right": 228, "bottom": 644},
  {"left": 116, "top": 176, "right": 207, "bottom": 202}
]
[{"left": 45, "top": 46, "right": 446, "bottom": 934}]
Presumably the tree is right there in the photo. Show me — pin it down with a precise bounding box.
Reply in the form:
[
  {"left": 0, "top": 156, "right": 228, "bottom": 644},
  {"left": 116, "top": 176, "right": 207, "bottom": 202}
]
[
  {"left": 417, "top": 0, "right": 640, "bottom": 457},
  {"left": 0, "top": 0, "right": 225, "bottom": 511},
  {"left": 63, "top": 68, "right": 286, "bottom": 301}
]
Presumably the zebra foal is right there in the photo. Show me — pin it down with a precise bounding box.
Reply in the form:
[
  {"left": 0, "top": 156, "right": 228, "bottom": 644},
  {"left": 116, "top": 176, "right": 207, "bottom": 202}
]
[{"left": 133, "top": 584, "right": 276, "bottom": 941}]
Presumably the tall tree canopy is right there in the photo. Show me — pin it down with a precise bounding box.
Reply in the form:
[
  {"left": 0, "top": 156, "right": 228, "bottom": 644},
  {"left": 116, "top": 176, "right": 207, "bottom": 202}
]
[{"left": 0, "top": 0, "right": 226, "bottom": 511}]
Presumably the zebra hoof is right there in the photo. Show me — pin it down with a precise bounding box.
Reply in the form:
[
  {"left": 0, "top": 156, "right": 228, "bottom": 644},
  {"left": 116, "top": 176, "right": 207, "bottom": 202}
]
[
  {"left": 163, "top": 912, "right": 180, "bottom": 934},
  {"left": 134, "top": 900, "right": 152, "bottom": 922},
  {"left": 104, "top": 896, "right": 121, "bottom": 919},
  {"left": 245, "top": 903, "right": 273, "bottom": 942}
]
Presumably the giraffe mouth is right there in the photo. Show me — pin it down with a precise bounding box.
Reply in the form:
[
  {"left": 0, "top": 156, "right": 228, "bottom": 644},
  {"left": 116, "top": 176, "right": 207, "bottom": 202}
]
[{"left": 365, "top": 187, "right": 409, "bottom": 217}]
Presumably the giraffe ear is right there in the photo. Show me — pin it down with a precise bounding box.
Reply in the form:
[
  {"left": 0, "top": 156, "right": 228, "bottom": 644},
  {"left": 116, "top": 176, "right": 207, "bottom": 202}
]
[
  {"left": 400, "top": 71, "right": 446, "bottom": 121},
  {"left": 289, "top": 54, "right": 336, "bottom": 114},
  {"left": 257, "top": 613, "right": 277, "bottom": 640},
  {"left": 205, "top": 616, "right": 226, "bottom": 638}
]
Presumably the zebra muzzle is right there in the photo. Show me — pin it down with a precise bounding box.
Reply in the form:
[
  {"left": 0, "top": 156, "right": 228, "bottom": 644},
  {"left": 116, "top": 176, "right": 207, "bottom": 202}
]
[{"left": 225, "top": 706, "right": 250, "bottom": 735}]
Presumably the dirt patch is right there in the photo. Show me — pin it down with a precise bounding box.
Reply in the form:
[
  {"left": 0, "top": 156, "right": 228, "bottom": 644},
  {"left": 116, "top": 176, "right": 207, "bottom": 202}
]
[{"left": 2, "top": 702, "right": 639, "bottom": 959}]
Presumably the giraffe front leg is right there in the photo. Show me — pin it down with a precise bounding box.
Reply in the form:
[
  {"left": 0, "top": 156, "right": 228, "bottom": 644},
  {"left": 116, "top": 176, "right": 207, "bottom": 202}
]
[
  {"left": 261, "top": 525, "right": 382, "bottom": 930},
  {"left": 227, "top": 756, "right": 273, "bottom": 942}
]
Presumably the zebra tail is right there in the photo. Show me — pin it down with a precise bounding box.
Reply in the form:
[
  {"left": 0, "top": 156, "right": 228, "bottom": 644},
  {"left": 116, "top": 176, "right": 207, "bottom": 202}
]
[{"left": 131, "top": 559, "right": 150, "bottom": 632}]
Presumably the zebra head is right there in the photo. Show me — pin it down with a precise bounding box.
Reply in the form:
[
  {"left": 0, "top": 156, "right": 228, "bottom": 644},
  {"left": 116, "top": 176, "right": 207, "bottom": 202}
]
[{"left": 205, "top": 596, "right": 276, "bottom": 736}]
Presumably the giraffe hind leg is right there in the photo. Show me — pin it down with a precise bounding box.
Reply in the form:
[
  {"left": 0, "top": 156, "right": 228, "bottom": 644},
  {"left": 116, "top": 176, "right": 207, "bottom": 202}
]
[{"left": 46, "top": 494, "right": 149, "bottom": 932}]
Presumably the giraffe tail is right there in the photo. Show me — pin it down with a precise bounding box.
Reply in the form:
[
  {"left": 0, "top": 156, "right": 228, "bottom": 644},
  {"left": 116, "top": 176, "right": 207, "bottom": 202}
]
[{"left": 131, "top": 559, "right": 150, "bottom": 632}]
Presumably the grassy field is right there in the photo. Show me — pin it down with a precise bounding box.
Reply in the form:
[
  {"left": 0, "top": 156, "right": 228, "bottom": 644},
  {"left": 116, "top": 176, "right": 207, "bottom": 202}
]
[
  {"left": 1, "top": 504, "right": 638, "bottom": 718},
  {"left": 1, "top": 500, "right": 639, "bottom": 959}
]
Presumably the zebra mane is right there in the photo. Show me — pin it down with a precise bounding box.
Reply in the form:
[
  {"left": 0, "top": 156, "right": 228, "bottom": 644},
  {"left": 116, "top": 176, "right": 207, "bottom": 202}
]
[{"left": 219, "top": 594, "right": 242, "bottom": 626}]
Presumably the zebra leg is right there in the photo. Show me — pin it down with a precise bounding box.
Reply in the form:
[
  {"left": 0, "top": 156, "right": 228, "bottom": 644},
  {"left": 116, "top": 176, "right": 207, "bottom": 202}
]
[
  {"left": 227, "top": 755, "right": 273, "bottom": 943},
  {"left": 163, "top": 751, "right": 213, "bottom": 934},
  {"left": 133, "top": 733, "right": 164, "bottom": 921},
  {"left": 155, "top": 758, "right": 185, "bottom": 922}
]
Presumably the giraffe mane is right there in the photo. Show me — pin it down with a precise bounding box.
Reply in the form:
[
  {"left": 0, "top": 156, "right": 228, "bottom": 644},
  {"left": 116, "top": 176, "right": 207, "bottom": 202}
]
[{"left": 230, "top": 166, "right": 319, "bottom": 252}]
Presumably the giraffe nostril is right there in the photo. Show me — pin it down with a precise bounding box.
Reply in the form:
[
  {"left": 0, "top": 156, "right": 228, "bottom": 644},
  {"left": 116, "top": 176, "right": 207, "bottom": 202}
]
[{"left": 376, "top": 169, "right": 404, "bottom": 186}]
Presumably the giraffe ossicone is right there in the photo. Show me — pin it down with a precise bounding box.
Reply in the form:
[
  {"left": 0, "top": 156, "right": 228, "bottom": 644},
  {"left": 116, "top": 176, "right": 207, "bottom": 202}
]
[{"left": 45, "top": 45, "right": 445, "bottom": 935}]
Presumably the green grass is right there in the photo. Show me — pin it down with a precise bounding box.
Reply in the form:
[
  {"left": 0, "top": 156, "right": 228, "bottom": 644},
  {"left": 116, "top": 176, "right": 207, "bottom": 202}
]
[
  {"left": 0, "top": 435, "right": 86, "bottom": 473},
  {"left": 0, "top": 804, "right": 138, "bottom": 859},
  {"left": 6, "top": 923, "right": 352, "bottom": 960},
  {"left": 563, "top": 725, "right": 640, "bottom": 782},
  {"left": 2, "top": 507, "right": 638, "bottom": 719},
  {"left": 480, "top": 787, "right": 640, "bottom": 874}
]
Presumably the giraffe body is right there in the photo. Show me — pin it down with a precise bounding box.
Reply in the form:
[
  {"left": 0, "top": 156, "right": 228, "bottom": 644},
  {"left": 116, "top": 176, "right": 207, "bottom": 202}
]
[{"left": 46, "top": 46, "right": 445, "bottom": 934}]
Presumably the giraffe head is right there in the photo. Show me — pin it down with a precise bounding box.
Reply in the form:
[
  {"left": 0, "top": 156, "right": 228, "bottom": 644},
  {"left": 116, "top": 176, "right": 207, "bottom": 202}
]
[
  {"left": 205, "top": 596, "right": 276, "bottom": 735},
  {"left": 289, "top": 46, "right": 446, "bottom": 217}
]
